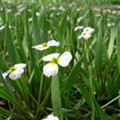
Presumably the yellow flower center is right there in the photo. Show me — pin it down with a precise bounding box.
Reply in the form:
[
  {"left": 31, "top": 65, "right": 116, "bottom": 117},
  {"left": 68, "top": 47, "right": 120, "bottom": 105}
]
[
  {"left": 51, "top": 57, "right": 60, "bottom": 65},
  {"left": 10, "top": 66, "right": 17, "bottom": 73},
  {"left": 86, "top": 29, "right": 89, "bottom": 32},
  {"left": 41, "top": 43, "right": 48, "bottom": 48},
  {"left": 83, "top": 32, "right": 86, "bottom": 36}
]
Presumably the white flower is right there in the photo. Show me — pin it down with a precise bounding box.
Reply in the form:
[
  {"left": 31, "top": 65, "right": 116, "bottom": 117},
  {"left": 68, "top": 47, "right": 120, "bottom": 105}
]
[
  {"left": 78, "top": 31, "right": 91, "bottom": 40},
  {"left": 42, "top": 114, "right": 59, "bottom": 120},
  {"left": 0, "top": 26, "right": 5, "bottom": 31},
  {"left": 50, "top": 7, "right": 57, "bottom": 10},
  {"left": 83, "top": 27, "right": 94, "bottom": 34},
  {"left": 2, "top": 63, "right": 26, "bottom": 80},
  {"left": 78, "top": 27, "right": 94, "bottom": 40},
  {"left": 112, "top": 10, "right": 117, "bottom": 14},
  {"left": 56, "top": 12, "right": 60, "bottom": 16},
  {"left": 42, "top": 51, "right": 72, "bottom": 77},
  {"left": 6, "top": 9, "right": 11, "bottom": 13},
  {"left": 32, "top": 40, "right": 60, "bottom": 51},
  {"left": 36, "top": 12, "right": 40, "bottom": 16},
  {"left": 48, "top": 30, "right": 52, "bottom": 34},
  {"left": 77, "top": 16, "right": 83, "bottom": 23},
  {"left": 59, "top": 6, "right": 65, "bottom": 12},
  {"left": 66, "top": 16, "right": 70, "bottom": 21},
  {"left": 95, "top": 13, "right": 101, "bottom": 17},
  {"left": 107, "top": 22, "right": 115, "bottom": 27},
  {"left": 28, "top": 18, "right": 32, "bottom": 22},
  {"left": 74, "top": 26, "right": 84, "bottom": 31}
]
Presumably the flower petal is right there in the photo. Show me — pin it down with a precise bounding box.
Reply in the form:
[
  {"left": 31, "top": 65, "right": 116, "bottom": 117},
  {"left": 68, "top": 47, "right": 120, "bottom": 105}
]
[
  {"left": 83, "top": 27, "right": 94, "bottom": 34},
  {"left": 2, "top": 70, "right": 10, "bottom": 79},
  {"left": 9, "top": 68, "right": 24, "bottom": 80},
  {"left": 32, "top": 44, "right": 49, "bottom": 51},
  {"left": 47, "top": 40, "right": 60, "bottom": 47},
  {"left": 14, "top": 63, "right": 26, "bottom": 69},
  {"left": 78, "top": 35, "right": 82, "bottom": 39},
  {"left": 42, "top": 114, "right": 59, "bottom": 120},
  {"left": 42, "top": 53, "right": 60, "bottom": 61},
  {"left": 9, "top": 73, "right": 21, "bottom": 80},
  {"left": 74, "top": 26, "right": 84, "bottom": 31},
  {"left": 47, "top": 114, "right": 59, "bottom": 120},
  {"left": 83, "top": 33, "right": 91, "bottom": 40},
  {"left": 58, "top": 51, "right": 72, "bottom": 67},
  {"left": 43, "top": 63, "right": 58, "bottom": 77}
]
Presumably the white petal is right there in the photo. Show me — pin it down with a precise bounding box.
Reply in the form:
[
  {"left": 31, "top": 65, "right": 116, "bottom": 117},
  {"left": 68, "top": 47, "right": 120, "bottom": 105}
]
[
  {"left": 47, "top": 40, "right": 60, "bottom": 47},
  {"left": 83, "top": 27, "right": 94, "bottom": 34},
  {"left": 47, "top": 114, "right": 59, "bottom": 120},
  {"left": 15, "top": 68, "right": 24, "bottom": 74},
  {"left": 9, "top": 68, "right": 24, "bottom": 80},
  {"left": 2, "top": 70, "right": 10, "bottom": 79},
  {"left": 58, "top": 51, "right": 72, "bottom": 67},
  {"left": 43, "top": 63, "right": 58, "bottom": 77},
  {"left": 0, "top": 26, "right": 5, "bottom": 31},
  {"left": 32, "top": 44, "right": 41, "bottom": 49},
  {"left": 79, "top": 31, "right": 91, "bottom": 40},
  {"left": 42, "top": 53, "right": 60, "bottom": 61},
  {"left": 42, "top": 114, "right": 59, "bottom": 120},
  {"left": 32, "top": 44, "right": 49, "bottom": 51},
  {"left": 14, "top": 63, "right": 26, "bottom": 69},
  {"left": 9, "top": 73, "right": 21, "bottom": 80},
  {"left": 74, "top": 26, "right": 84, "bottom": 31},
  {"left": 78, "top": 35, "right": 82, "bottom": 39},
  {"left": 83, "top": 33, "right": 91, "bottom": 40}
]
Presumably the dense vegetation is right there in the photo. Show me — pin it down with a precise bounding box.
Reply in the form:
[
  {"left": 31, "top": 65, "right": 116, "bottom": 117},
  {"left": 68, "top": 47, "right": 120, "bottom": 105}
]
[{"left": 0, "top": 0, "right": 120, "bottom": 120}]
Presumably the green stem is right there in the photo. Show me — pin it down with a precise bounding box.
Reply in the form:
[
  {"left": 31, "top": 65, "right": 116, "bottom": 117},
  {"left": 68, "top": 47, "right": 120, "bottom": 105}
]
[
  {"left": 35, "top": 73, "right": 44, "bottom": 117},
  {"left": 101, "top": 94, "right": 120, "bottom": 109},
  {"left": 51, "top": 75, "right": 63, "bottom": 120}
]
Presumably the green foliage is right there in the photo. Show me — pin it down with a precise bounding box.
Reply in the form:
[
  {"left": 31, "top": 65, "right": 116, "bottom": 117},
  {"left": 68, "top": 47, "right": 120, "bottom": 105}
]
[{"left": 0, "top": 0, "right": 120, "bottom": 120}]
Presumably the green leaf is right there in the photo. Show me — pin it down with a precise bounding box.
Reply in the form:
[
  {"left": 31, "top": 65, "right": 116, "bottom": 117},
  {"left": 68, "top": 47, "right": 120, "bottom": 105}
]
[
  {"left": 15, "top": 17, "right": 27, "bottom": 62},
  {"left": 0, "top": 87, "right": 25, "bottom": 114},
  {"left": 5, "top": 24, "right": 17, "bottom": 64},
  {"left": 95, "top": 23, "right": 103, "bottom": 81},
  {"left": 0, "top": 54, "right": 8, "bottom": 71},
  {"left": 116, "top": 25, "right": 120, "bottom": 73},
  {"left": 51, "top": 75, "right": 63, "bottom": 120},
  {"left": 78, "top": 80, "right": 109, "bottom": 120},
  {"left": 32, "top": 10, "right": 41, "bottom": 43},
  {"left": 61, "top": 55, "right": 83, "bottom": 93},
  {"left": 108, "top": 27, "right": 117, "bottom": 59}
]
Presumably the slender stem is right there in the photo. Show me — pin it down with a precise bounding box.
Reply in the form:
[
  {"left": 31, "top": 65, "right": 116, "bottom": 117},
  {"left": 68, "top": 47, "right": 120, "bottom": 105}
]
[
  {"left": 35, "top": 73, "right": 44, "bottom": 117},
  {"left": 101, "top": 94, "right": 120, "bottom": 109},
  {"left": 51, "top": 76, "right": 63, "bottom": 120}
]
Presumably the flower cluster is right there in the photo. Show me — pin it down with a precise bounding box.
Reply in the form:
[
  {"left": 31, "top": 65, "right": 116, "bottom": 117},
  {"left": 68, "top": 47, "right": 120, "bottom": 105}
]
[
  {"left": 78, "top": 27, "right": 94, "bottom": 40},
  {"left": 2, "top": 40, "right": 72, "bottom": 80}
]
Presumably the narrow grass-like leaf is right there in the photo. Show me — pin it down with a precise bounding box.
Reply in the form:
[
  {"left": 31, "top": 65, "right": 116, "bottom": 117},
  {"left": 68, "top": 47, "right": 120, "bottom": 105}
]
[
  {"left": 5, "top": 24, "right": 17, "bottom": 64},
  {"left": 116, "top": 25, "right": 120, "bottom": 73},
  {"left": 78, "top": 80, "right": 109, "bottom": 120},
  {"left": 59, "top": 12, "right": 67, "bottom": 39},
  {"left": 61, "top": 55, "right": 83, "bottom": 93},
  {"left": 51, "top": 75, "right": 63, "bottom": 120},
  {"left": 95, "top": 22, "right": 103, "bottom": 82},
  {"left": 15, "top": 17, "right": 27, "bottom": 62},
  {"left": 0, "top": 54, "right": 8, "bottom": 71},
  {"left": 108, "top": 27, "right": 117, "bottom": 59},
  {"left": 0, "top": 87, "right": 27, "bottom": 116},
  {"left": 1, "top": 7, "right": 7, "bottom": 24},
  {"left": 32, "top": 10, "right": 41, "bottom": 43}
]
